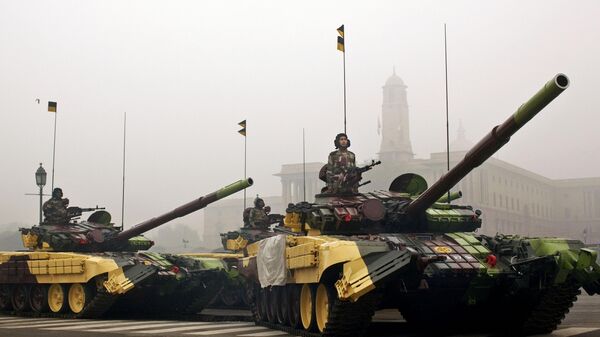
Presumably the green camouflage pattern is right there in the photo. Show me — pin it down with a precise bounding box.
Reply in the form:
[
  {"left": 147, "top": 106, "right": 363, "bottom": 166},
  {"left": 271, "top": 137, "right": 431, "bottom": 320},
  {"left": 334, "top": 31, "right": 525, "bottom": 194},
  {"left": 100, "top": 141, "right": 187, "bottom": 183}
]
[{"left": 326, "top": 149, "right": 356, "bottom": 194}]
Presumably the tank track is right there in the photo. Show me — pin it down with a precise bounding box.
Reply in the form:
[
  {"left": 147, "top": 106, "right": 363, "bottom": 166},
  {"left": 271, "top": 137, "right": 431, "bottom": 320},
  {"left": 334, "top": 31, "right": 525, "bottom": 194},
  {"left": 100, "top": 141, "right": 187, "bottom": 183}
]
[
  {"left": 250, "top": 286, "right": 380, "bottom": 337},
  {"left": 508, "top": 280, "right": 581, "bottom": 335},
  {"left": 77, "top": 291, "right": 117, "bottom": 318},
  {"left": 182, "top": 285, "right": 225, "bottom": 314}
]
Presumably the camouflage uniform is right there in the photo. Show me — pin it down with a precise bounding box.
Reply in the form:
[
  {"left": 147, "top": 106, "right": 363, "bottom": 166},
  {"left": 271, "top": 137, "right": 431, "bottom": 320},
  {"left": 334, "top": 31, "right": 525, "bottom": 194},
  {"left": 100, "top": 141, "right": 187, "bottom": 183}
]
[
  {"left": 245, "top": 197, "right": 271, "bottom": 229},
  {"left": 248, "top": 208, "right": 269, "bottom": 229},
  {"left": 326, "top": 149, "right": 356, "bottom": 194},
  {"left": 42, "top": 189, "right": 69, "bottom": 224}
]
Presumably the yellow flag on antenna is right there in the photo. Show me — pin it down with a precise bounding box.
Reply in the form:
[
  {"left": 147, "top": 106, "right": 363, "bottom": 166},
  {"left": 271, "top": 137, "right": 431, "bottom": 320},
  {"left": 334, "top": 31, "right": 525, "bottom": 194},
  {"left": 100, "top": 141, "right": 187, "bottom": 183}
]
[
  {"left": 336, "top": 25, "right": 345, "bottom": 52},
  {"left": 48, "top": 101, "right": 57, "bottom": 112},
  {"left": 238, "top": 120, "right": 246, "bottom": 136}
]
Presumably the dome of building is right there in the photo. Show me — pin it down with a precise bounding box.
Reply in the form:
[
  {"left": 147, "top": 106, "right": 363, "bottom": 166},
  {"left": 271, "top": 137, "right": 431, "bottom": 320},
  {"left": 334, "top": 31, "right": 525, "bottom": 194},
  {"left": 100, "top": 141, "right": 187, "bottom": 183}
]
[{"left": 385, "top": 68, "right": 406, "bottom": 87}]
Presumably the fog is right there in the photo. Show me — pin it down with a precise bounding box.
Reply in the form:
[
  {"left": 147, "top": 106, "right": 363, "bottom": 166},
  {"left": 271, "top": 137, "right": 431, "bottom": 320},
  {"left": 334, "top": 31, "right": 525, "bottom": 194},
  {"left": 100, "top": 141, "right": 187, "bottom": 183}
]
[{"left": 1, "top": 0, "right": 598, "bottom": 236}]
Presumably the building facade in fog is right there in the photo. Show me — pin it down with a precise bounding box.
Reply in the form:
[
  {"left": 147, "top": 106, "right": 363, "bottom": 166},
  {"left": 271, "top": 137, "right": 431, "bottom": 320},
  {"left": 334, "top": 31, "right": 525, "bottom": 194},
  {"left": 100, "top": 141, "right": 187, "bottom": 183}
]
[{"left": 205, "top": 72, "right": 600, "bottom": 246}]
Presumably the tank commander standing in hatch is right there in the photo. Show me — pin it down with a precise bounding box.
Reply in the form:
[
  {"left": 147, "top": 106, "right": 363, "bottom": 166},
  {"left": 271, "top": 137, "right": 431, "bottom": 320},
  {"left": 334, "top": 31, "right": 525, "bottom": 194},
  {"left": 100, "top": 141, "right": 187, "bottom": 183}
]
[
  {"left": 246, "top": 196, "right": 271, "bottom": 229},
  {"left": 42, "top": 187, "right": 70, "bottom": 225},
  {"left": 326, "top": 133, "right": 357, "bottom": 194}
]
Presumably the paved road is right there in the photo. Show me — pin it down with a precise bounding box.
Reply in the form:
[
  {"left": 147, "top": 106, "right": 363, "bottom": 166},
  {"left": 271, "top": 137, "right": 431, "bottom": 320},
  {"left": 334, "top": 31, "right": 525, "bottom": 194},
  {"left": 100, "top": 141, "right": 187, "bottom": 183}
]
[{"left": 0, "top": 295, "right": 598, "bottom": 337}]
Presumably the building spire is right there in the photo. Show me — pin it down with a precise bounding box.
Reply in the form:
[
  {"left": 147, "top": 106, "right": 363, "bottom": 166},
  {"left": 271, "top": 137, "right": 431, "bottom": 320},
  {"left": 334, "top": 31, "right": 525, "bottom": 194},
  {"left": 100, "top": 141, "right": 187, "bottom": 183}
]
[{"left": 379, "top": 69, "right": 413, "bottom": 162}]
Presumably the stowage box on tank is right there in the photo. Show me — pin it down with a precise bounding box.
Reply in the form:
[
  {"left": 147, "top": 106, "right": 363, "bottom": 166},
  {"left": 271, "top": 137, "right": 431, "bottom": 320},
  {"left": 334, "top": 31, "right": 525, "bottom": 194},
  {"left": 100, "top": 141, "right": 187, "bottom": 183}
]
[
  {"left": 0, "top": 178, "right": 252, "bottom": 318},
  {"left": 238, "top": 74, "right": 600, "bottom": 336}
]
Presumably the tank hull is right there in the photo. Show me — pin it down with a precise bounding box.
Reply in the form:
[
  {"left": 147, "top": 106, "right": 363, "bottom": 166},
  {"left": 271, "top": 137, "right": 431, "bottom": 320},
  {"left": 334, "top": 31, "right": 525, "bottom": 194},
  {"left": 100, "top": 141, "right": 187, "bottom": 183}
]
[
  {"left": 0, "top": 251, "right": 227, "bottom": 318},
  {"left": 238, "top": 233, "right": 599, "bottom": 336}
]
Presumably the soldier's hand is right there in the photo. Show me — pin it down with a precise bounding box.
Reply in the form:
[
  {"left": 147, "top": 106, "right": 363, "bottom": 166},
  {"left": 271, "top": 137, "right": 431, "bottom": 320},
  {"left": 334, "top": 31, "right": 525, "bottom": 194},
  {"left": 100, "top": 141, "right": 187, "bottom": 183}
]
[{"left": 264, "top": 206, "right": 271, "bottom": 214}]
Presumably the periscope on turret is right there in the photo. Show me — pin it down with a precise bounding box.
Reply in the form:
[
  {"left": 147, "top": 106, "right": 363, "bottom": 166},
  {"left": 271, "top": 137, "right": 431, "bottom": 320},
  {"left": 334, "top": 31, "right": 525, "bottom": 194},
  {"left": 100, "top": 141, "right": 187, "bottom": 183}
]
[
  {"left": 0, "top": 178, "right": 253, "bottom": 317},
  {"left": 236, "top": 74, "right": 600, "bottom": 337}
]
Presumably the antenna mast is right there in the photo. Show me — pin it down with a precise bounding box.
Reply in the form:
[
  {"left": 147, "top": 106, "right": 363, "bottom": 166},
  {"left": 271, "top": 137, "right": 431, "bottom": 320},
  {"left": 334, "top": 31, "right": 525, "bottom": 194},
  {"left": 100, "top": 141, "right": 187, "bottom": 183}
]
[{"left": 121, "top": 112, "right": 127, "bottom": 229}]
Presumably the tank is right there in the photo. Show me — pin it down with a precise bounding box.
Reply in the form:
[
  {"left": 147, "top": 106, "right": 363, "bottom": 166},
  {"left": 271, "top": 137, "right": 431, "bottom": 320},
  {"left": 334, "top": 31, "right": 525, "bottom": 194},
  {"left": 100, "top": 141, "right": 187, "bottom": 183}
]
[
  {"left": 184, "top": 205, "right": 285, "bottom": 308},
  {"left": 0, "top": 178, "right": 253, "bottom": 318},
  {"left": 238, "top": 74, "right": 600, "bottom": 336}
]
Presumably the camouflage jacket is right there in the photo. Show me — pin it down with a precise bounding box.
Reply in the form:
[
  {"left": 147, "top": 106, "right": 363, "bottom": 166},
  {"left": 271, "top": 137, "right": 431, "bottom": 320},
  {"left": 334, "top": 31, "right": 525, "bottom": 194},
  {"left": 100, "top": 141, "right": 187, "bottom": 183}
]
[
  {"left": 248, "top": 208, "right": 269, "bottom": 228},
  {"left": 326, "top": 149, "right": 356, "bottom": 194},
  {"left": 42, "top": 197, "right": 69, "bottom": 224}
]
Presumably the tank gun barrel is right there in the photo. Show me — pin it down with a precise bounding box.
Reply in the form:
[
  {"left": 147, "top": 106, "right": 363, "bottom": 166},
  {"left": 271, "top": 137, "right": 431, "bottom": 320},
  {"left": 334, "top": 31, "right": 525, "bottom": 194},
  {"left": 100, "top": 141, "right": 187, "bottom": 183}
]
[
  {"left": 407, "top": 74, "right": 569, "bottom": 216},
  {"left": 116, "top": 178, "right": 253, "bottom": 241}
]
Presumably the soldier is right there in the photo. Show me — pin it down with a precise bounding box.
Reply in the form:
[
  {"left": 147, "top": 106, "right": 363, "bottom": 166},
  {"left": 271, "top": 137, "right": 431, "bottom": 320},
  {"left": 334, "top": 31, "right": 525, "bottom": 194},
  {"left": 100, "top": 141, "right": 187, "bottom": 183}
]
[
  {"left": 246, "top": 196, "right": 271, "bottom": 229},
  {"left": 42, "top": 188, "right": 70, "bottom": 224},
  {"left": 326, "top": 133, "right": 357, "bottom": 194}
]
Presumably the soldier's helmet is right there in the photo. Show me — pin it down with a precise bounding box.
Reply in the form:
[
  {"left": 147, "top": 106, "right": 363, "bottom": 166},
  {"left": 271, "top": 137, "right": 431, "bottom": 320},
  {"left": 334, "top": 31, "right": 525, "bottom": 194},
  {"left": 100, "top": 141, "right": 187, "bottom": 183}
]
[
  {"left": 52, "top": 188, "right": 63, "bottom": 199},
  {"left": 334, "top": 133, "right": 351, "bottom": 149},
  {"left": 254, "top": 196, "right": 265, "bottom": 209}
]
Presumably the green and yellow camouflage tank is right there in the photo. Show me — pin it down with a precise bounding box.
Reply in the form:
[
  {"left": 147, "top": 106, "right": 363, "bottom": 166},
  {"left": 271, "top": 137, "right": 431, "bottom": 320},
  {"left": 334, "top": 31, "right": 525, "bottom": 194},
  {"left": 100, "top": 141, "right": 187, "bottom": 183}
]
[
  {"left": 0, "top": 178, "right": 252, "bottom": 318},
  {"left": 238, "top": 74, "right": 600, "bottom": 336}
]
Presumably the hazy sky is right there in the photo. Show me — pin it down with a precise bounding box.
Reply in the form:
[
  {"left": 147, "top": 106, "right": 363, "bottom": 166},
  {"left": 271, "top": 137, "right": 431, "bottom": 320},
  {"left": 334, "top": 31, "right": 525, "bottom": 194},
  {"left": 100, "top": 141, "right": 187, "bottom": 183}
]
[{"left": 1, "top": 0, "right": 599, "bottom": 235}]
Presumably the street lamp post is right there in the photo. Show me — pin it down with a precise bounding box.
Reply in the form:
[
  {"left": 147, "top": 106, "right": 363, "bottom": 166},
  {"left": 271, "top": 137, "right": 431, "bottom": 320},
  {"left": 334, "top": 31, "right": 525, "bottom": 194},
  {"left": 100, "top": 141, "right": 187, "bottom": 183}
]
[{"left": 35, "top": 163, "right": 47, "bottom": 224}]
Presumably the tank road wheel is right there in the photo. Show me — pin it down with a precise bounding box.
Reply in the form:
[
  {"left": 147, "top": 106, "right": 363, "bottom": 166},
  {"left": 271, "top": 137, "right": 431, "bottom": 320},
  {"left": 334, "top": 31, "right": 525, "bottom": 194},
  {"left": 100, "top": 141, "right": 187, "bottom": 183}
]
[
  {"left": 265, "top": 287, "right": 278, "bottom": 323},
  {"left": 274, "top": 286, "right": 289, "bottom": 325},
  {"left": 315, "top": 283, "right": 336, "bottom": 333},
  {"left": 300, "top": 283, "right": 317, "bottom": 331},
  {"left": 68, "top": 283, "right": 92, "bottom": 314},
  {"left": 48, "top": 284, "right": 68, "bottom": 313},
  {"left": 287, "top": 284, "right": 302, "bottom": 328},
  {"left": 29, "top": 285, "right": 49, "bottom": 313},
  {"left": 0, "top": 285, "right": 13, "bottom": 310},
  {"left": 11, "top": 285, "right": 31, "bottom": 312}
]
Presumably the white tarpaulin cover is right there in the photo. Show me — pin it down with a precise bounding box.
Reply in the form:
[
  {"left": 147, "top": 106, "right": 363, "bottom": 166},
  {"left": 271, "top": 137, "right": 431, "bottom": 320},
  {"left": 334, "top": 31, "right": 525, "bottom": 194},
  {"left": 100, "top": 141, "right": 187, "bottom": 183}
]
[{"left": 257, "top": 234, "right": 287, "bottom": 287}]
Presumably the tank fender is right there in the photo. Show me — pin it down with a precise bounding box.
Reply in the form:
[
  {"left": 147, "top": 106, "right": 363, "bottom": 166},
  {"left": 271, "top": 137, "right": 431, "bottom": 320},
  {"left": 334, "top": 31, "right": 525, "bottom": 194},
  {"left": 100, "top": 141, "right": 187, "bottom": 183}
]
[
  {"left": 561, "top": 248, "right": 600, "bottom": 295},
  {"left": 103, "top": 264, "right": 156, "bottom": 294},
  {"left": 335, "top": 249, "right": 412, "bottom": 302}
]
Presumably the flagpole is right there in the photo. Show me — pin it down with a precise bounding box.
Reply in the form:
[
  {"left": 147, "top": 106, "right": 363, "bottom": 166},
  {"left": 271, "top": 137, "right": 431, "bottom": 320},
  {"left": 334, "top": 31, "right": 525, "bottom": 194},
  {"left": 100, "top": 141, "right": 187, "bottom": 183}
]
[
  {"left": 51, "top": 106, "right": 57, "bottom": 190},
  {"left": 444, "top": 23, "right": 451, "bottom": 204},
  {"left": 237, "top": 120, "right": 247, "bottom": 210},
  {"left": 343, "top": 33, "right": 347, "bottom": 134},
  {"left": 244, "top": 130, "right": 247, "bottom": 209}
]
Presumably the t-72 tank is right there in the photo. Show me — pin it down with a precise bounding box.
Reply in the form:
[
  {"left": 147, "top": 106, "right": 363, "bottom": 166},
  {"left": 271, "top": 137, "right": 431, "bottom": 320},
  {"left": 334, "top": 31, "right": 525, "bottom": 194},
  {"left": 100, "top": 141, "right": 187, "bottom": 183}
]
[
  {"left": 0, "top": 178, "right": 253, "bottom": 318},
  {"left": 238, "top": 74, "right": 600, "bottom": 336}
]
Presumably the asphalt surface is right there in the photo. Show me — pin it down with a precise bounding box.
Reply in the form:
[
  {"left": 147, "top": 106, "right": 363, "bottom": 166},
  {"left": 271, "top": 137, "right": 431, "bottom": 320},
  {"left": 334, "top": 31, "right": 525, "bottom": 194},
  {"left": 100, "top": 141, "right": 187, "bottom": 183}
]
[{"left": 0, "top": 294, "right": 598, "bottom": 337}]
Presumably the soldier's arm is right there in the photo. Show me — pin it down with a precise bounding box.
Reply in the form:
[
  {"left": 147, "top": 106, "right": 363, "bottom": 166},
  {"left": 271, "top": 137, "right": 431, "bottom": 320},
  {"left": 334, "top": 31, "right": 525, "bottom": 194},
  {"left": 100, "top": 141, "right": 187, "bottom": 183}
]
[
  {"left": 326, "top": 153, "right": 336, "bottom": 181},
  {"left": 247, "top": 209, "right": 255, "bottom": 226},
  {"left": 349, "top": 152, "right": 356, "bottom": 169}
]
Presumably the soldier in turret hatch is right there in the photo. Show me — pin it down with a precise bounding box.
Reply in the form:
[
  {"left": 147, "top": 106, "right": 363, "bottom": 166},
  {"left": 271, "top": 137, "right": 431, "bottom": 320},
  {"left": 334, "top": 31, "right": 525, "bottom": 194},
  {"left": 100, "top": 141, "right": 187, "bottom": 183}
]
[
  {"left": 42, "top": 188, "right": 70, "bottom": 224},
  {"left": 326, "top": 133, "right": 357, "bottom": 194},
  {"left": 244, "top": 196, "right": 272, "bottom": 229}
]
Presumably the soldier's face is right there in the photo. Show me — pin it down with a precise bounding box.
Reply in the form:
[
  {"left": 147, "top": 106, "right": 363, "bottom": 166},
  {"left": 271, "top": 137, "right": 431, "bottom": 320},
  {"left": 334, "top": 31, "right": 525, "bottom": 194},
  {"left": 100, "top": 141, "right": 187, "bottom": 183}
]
[{"left": 339, "top": 136, "right": 349, "bottom": 148}]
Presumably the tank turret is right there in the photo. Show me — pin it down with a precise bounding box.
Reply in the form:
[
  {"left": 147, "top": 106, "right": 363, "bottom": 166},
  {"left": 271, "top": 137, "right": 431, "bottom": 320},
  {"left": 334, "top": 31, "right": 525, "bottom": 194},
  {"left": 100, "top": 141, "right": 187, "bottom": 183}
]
[
  {"left": 282, "top": 74, "right": 569, "bottom": 234},
  {"left": 20, "top": 178, "right": 253, "bottom": 252}
]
